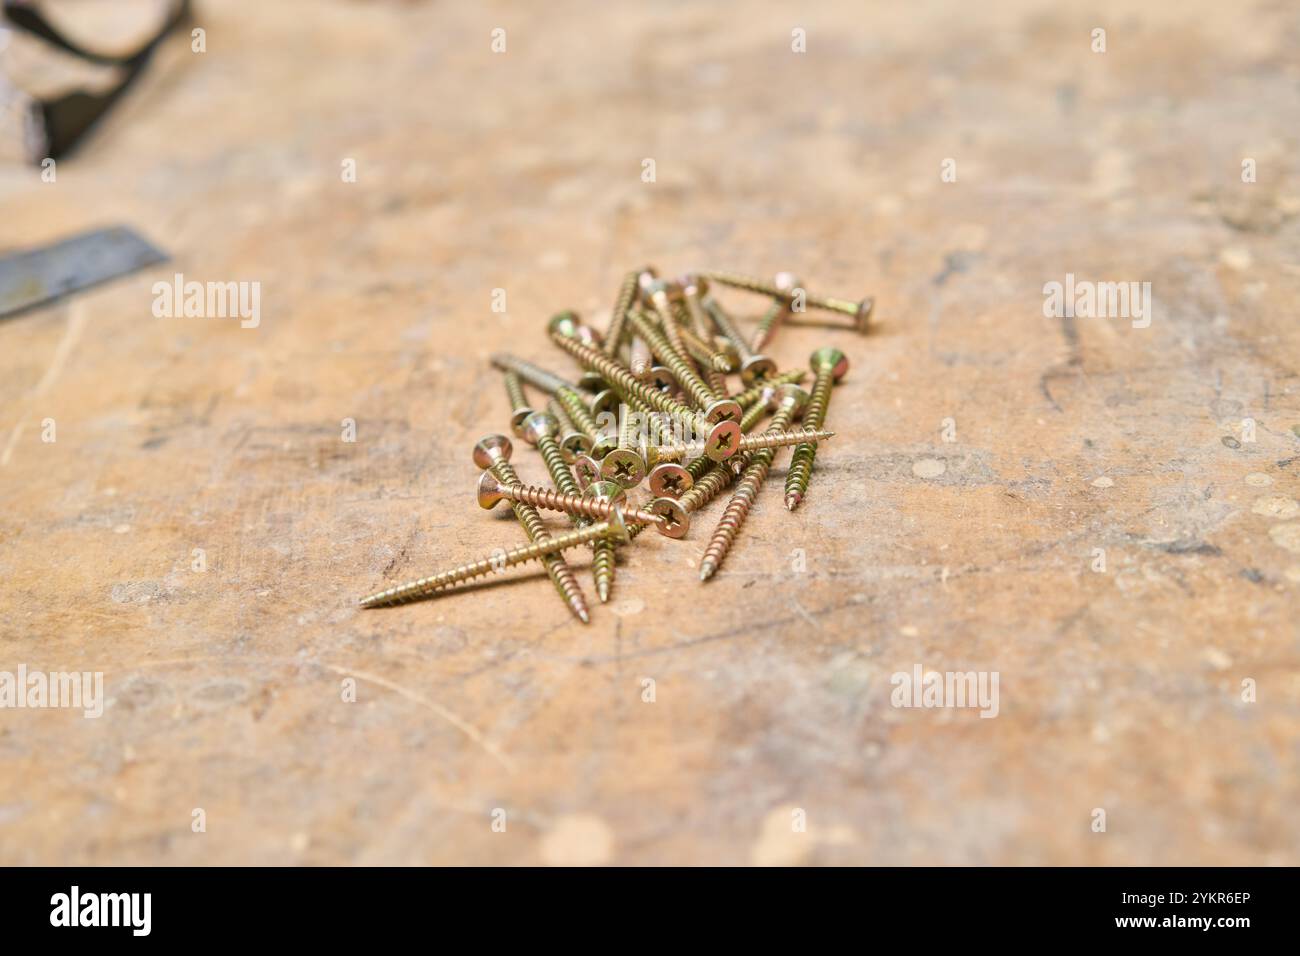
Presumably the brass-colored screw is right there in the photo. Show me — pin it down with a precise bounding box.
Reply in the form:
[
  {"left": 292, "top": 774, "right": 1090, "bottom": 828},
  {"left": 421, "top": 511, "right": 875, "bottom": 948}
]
[
  {"left": 546, "top": 399, "right": 593, "bottom": 462},
  {"left": 489, "top": 354, "right": 616, "bottom": 458},
  {"left": 503, "top": 371, "right": 535, "bottom": 437},
  {"left": 359, "top": 512, "right": 630, "bottom": 608},
  {"left": 583, "top": 480, "right": 623, "bottom": 601},
  {"left": 602, "top": 270, "right": 642, "bottom": 357},
  {"left": 785, "top": 347, "right": 849, "bottom": 511},
  {"left": 478, "top": 472, "right": 688, "bottom": 539},
  {"left": 700, "top": 385, "right": 809, "bottom": 580},
  {"left": 646, "top": 425, "right": 834, "bottom": 464},
  {"left": 647, "top": 460, "right": 692, "bottom": 498},
  {"left": 627, "top": 307, "right": 741, "bottom": 424},
  {"left": 703, "top": 297, "right": 778, "bottom": 385},
  {"left": 548, "top": 315, "right": 741, "bottom": 460},
  {"left": 729, "top": 369, "right": 806, "bottom": 408},
  {"left": 704, "top": 270, "right": 873, "bottom": 334},
  {"left": 629, "top": 335, "right": 653, "bottom": 379},
  {"left": 750, "top": 272, "right": 801, "bottom": 352},
  {"left": 522, "top": 412, "right": 583, "bottom": 497},
  {"left": 472, "top": 435, "right": 590, "bottom": 623}
]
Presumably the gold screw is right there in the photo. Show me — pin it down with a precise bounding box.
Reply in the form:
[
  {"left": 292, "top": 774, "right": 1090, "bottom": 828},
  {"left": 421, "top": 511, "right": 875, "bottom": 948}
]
[
  {"left": 502, "top": 370, "right": 535, "bottom": 437},
  {"left": 704, "top": 270, "right": 874, "bottom": 333},
  {"left": 700, "top": 385, "right": 809, "bottom": 580},
  {"left": 729, "top": 369, "right": 806, "bottom": 408},
  {"left": 359, "top": 512, "right": 630, "bottom": 608},
  {"left": 702, "top": 297, "right": 778, "bottom": 385},
  {"left": 647, "top": 426, "right": 834, "bottom": 464},
  {"left": 628, "top": 305, "right": 741, "bottom": 424},
  {"left": 750, "top": 272, "right": 801, "bottom": 352},
  {"left": 785, "top": 347, "right": 848, "bottom": 511},
  {"left": 477, "top": 472, "right": 689, "bottom": 539},
  {"left": 472, "top": 435, "right": 590, "bottom": 623}
]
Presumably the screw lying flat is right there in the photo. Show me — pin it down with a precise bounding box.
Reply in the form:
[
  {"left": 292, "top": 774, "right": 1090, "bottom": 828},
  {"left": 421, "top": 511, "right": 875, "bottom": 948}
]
[
  {"left": 627, "top": 307, "right": 741, "bottom": 424},
  {"left": 477, "top": 472, "right": 689, "bottom": 539},
  {"left": 729, "top": 369, "right": 806, "bottom": 408},
  {"left": 750, "top": 272, "right": 802, "bottom": 352},
  {"left": 704, "top": 270, "right": 873, "bottom": 334},
  {"left": 646, "top": 426, "right": 835, "bottom": 464},
  {"left": 472, "top": 435, "right": 590, "bottom": 623},
  {"left": 702, "top": 296, "right": 777, "bottom": 385},
  {"left": 359, "top": 511, "right": 630, "bottom": 608},
  {"left": 700, "top": 385, "right": 809, "bottom": 581},
  {"left": 785, "top": 347, "right": 849, "bottom": 511}
]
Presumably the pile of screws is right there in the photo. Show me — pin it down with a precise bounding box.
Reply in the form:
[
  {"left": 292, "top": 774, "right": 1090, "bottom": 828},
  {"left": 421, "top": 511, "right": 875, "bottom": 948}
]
[{"left": 358, "top": 270, "right": 867, "bottom": 617}]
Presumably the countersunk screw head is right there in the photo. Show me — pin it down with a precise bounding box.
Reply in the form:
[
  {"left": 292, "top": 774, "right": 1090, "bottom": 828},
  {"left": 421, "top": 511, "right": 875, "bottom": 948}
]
[
  {"left": 704, "top": 419, "right": 743, "bottom": 462},
  {"left": 476, "top": 471, "right": 506, "bottom": 509},
  {"left": 811, "top": 347, "right": 850, "bottom": 380},
  {"left": 584, "top": 480, "right": 627, "bottom": 506},
  {"left": 703, "top": 398, "right": 743, "bottom": 424},
  {"left": 601, "top": 448, "right": 647, "bottom": 489},
  {"left": 606, "top": 506, "right": 632, "bottom": 545},
  {"left": 520, "top": 411, "right": 559, "bottom": 445},
  {"left": 649, "top": 366, "right": 678, "bottom": 394},
  {"left": 590, "top": 389, "right": 619, "bottom": 416},
  {"left": 854, "top": 298, "right": 874, "bottom": 333},
  {"left": 648, "top": 497, "right": 690, "bottom": 538},
  {"left": 740, "top": 354, "right": 778, "bottom": 386},
  {"left": 548, "top": 311, "right": 581, "bottom": 339},
  {"left": 472, "top": 434, "right": 513, "bottom": 468},
  {"left": 572, "top": 453, "right": 601, "bottom": 490},
  {"left": 591, "top": 434, "right": 619, "bottom": 459},
  {"left": 678, "top": 272, "right": 708, "bottom": 296},
  {"left": 768, "top": 384, "right": 810, "bottom": 414},
  {"left": 510, "top": 406, "right": 535, "bottom": 436},
  {"left": 648, "top": 462, "right": 692, "bottom": 498},
  {"left": 560, "top": 431, "right": 594, "bottom": 461}
]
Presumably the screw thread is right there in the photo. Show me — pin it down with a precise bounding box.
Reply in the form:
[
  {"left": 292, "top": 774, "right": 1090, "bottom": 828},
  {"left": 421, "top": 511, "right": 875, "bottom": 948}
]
[
  {"left": 784, "top": 366, "right": 836, "bottom": 510},
  {"left": 501, "top": 480, "right": 662, "bottom": 527},
  {"left": 650, "top": 427, "right": 833, "bottom": 462},
  {"left": 677, "top": 322, "right": 733, "bottom": 373},
  {"left": 629, "top": 309, "right": 716, "bottom": 413},
  {"left": 751, "top": 301, "right": 789, "bottom": 352},
  {"left": 730, "top": 369, "right": 805, "bottom": 408},
  {"left": 704, "top": 270, "right": 778, "bottom": 298},
  {"left": 360, "top": 520, "right": 620, "bottom": 608},
  {"left": 491, "top": 354, "right": 573, "bottom": 395},
  {"left": 503, "top": 370, "right": 531, "bottom": 416},
  {"left": 699, "top": 406, "right": 796, "bottom": 580},
  {"left": 538, "top": 435, "right": 583, "bottom": 499},
  {"left": 490, "top": 460, "right": 589, "bottom": 623},
  {"left": 554, "top": 387, "right": 601, "bottom": 440},
  {"left": 703, "top": 297, "right": 755, "bottom": 360},
  {"left": 550, "top": 332, "right": 702, "bottom": 431},
  {"left": 681, "top": 460, "right": 741, "bottom": 513},
  {"left": 739, "top": 398, "right": 769, "bottom": 432},
  {"left": 629, "top": 336, "right": 653, "bottom": 378},
  {"left": 602, "top": 270, "right": 639, "bottom": 357},
  {"left": 591, "top": 540, "right": 616, "bottom": 601}
]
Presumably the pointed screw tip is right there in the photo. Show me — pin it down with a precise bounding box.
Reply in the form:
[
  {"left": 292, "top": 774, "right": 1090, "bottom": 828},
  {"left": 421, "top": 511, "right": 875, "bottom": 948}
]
[
  {"left": 699, "top": 563, "right": 715, "bottom": 581},
  {"left": 785, "top": 494, "right": 801, "bottom": 511}
]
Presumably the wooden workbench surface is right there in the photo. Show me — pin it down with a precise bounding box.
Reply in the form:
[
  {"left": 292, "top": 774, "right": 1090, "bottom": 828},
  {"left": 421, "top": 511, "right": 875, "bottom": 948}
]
[{"left": 1, "top": 0, "right": 1297, "bottom": 865}]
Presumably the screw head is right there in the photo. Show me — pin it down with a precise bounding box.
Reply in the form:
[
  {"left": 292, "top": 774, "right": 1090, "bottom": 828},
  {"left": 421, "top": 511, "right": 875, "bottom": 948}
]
[
  {"left": 548, "top": 311, "right": 581, "bottom": 339},
  {"left": 476, "top": 471, "right": 506, "bottom": 510},
  {"left": 606, "top": 507, "right": 632, "bottom": 545},
  {"left": 854, "top": 298, "right": 874, "bottom": 333},
  {"left": 648, "top": 497, "right": 690, "bottom": 539},
  {"left": 584, "top": 480, "right": 627, "bottom": 506},
  {"left": 774, "top": 272, "right": 803, "bottom": 298},
  {"left": 640, "top": 276, "right": 670, "bottom": 303},
  {"left": 810, "top": 347, "right": 849, "bottom": 380},
  {"left": 520, "top": 411, "right": 559, "bottom": 446},
  {"left": 703, "top": 398, "right": 743, "bottom": 424},
  {"left": 678, "top": 273, "right": 708, "bottom": 296},
  {"left": 510, "top": 406, "right": 536, "bottom": 437},
  {"left": 560, "top": 431, "right": 594, "bottom": 462},
  {"left": 577, "top": 372, "right": 607, "bottom": 392},
  {"left": 590, "top": 433, "right": 619, "bottom": 459},
  {"left": 649, "top": 366, "right": 678, "bottom": 394},
  {"left": 769, "top": 384, "right": 810, "bottom": 415},
  {"left": 572, "top": 453, "right": 601, "bottom": 490},
  {"left": 740, "top": 354, "right": 778, "bottom": 386},
  {"left": 704, "top": 419, "right": 742, "bottom": 462},
  {"left": 472, "top": 434, "right": 513, "bottom": 469},
  {"left": 600, "top": 448, "right": 646, "bottom": 489},
  {"left": 589, "top": 388, "right": 618, "bottom": 416},
  {"left": 713, "top": 335, "right": 740, "bottom": 370},
  {"left": 648, "top": 462, "right": 692, "bottom": 498}
]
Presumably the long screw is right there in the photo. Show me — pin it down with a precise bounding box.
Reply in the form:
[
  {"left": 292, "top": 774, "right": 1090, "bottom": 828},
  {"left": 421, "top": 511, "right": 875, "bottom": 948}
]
[
  {"left": 520, "top": 411, "right": 619, "bottom": 602},
  {"left": 478, "top": 473, "right": 688, "bottom": 538},
  {"left": 472, "top": 435, "right": 590, "bottom": 623},
  {"left": 548, "top": 317, "right": 741, "bottom": 460},
  {"left": 627, "top": 307, "right": 740, "bottom": 424},
  {"left": 702, "top": 297, "right": 777, "bottom": 385},
  {"left": 704, "top": 270, "right": 874, "bottom": 334},
  {"left": 503, "top": 371, "right": 535, "bottom": 437},
  {"left": 785, "top": 347, "right": 849, "bottom": 511},
  {"left": 647, "top": 426, "right": 834, "bottom": 464},
  {"left": 750, "top": 272, "right": 801, "bottom": 352},
  {"left": 602, "top": 270, "right": 641, "bottom": 357},
  {"left": 629, "top": 336, "right": 653, "bottom": 379},
  {"left": 359, "top": 514, "right": 629, "bottom": 608},
  {"left": 489, "top": 354, "right": 616, "bottom": 458},
  {"left": 700, "top": 385, "right": 809, "bottom": 581},
  {"left": 729, "top": 369, "right": 805, "bottom": 408}
]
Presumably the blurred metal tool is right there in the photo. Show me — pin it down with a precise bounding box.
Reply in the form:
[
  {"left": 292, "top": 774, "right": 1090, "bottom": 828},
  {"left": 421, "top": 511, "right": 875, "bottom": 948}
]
[{"left": 0, "top": 225, "right": 167, "bottom": 319}]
